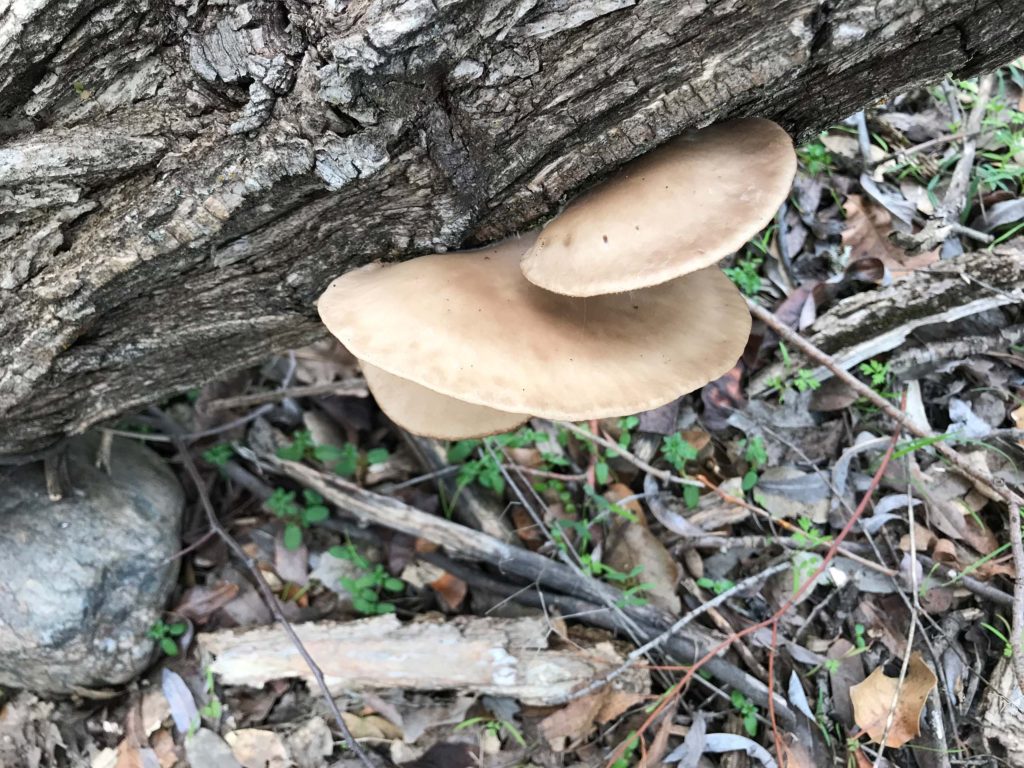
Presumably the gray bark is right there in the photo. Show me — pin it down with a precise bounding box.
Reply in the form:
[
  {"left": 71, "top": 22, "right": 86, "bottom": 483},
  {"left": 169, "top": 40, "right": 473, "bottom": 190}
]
[{"left": 2, "top": 0, "right": 1023, "bottom": 455}]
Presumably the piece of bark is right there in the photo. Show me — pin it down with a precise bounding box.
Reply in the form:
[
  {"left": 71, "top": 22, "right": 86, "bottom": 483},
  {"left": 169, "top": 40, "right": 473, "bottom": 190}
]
[
  {"left": 198, "top": 614, "right": 649, "bottom": 706},
  {"left": 750, "top": 245, "right": 1024, "bottom": 394},
  {"left": 3, "top": 1, "right": 1024, "bottom": 455}
]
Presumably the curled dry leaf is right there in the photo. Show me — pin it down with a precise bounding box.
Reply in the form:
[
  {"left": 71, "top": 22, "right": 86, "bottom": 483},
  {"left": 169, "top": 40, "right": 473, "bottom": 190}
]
[
  {"left": 842, "top": 195, "right": 938, "bottom": 278},
  {"left": 850, "top": 652, "right": 937, "bottom": 747}
]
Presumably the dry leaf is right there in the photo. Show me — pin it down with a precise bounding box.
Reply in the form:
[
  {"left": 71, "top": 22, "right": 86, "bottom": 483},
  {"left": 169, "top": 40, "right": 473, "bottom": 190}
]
[
  {"left": 850, "top": 652, "right": 937, "bottom": 747},
  {"left": 821, "top": 133, "right": 886, "bottom": 164},
  {"left": 538, "top": 693, "right": 605, "bottom": 750},
  {"left": 604, "top": 519, "right": 681, "bottom": 613},
  {"left": 641, "top": 701, "right": 678, "bottom": 767},
  {"left": 430, "top": 571, "right": 468, "bottom": 611},
  {"left": 150, "top": 730, "right": 178, "bottom": 768},
  {"left": 113, "top": 740, "right": 145, "bottom": 768},
  {"left": 225, "top": 729, "right": 289, "bottom": 768},
  {"left": 341, "top": 712, "right": 402, "bottom": 740},
  {"left": 174, "top": 583, "right": 241, "bottom": 625},
  {"left": 779, "top": 732, "right": 815, "bottom": 768},
  {"left": 842, "top": 195, "right": 937, "bottom": 277}
]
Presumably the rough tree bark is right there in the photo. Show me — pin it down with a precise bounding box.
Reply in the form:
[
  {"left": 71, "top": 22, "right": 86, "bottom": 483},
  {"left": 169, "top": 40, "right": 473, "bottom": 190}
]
[{"left": 1, "top": 0, "right": 1023, "bottom": 455}]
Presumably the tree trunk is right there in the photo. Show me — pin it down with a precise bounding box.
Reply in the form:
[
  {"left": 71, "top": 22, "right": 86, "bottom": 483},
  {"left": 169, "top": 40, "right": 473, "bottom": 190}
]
[{"left": 2, "top": 0, "right": 1023, "bottom": 455}]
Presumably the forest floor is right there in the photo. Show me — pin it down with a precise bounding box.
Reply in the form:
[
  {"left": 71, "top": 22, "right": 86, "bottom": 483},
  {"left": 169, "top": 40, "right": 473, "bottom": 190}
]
[{"left": 3, "top": 64, "right": 1024, "bottom": 768}]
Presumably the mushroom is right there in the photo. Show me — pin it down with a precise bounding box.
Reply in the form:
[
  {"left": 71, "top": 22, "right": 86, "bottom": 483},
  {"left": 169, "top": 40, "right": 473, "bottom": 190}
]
[
  {"left": 318, "top": 233, "right": 750, "bottom": 422},
  {"left": 361, "top": 361, "right": 529, "bottom": 439},
  {"left": 520, "top": 118, "right": 796, "bottom": 296}
]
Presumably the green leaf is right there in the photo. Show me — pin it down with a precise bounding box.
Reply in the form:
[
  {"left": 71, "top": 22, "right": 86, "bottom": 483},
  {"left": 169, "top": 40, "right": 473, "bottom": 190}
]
[
  {"left": 353, "top": 598, "right": 374, "bottom": 614},
  {"left": 447, "top": 439, "right": 481, "bottom": 464},
  {"left": 302, "top": 505, "right": 329, "bottom": 525},
  {"left": 277, "top": 430, "right": 313, "bottom": 461},
  {"left": 283, "top": 523, "right": 303, "bottom": 550},
  {"left": 375, "top": 602, "right": 396, "bottom": 614},
  {"left": 160, "top": 637, "right": 179, "bottom": 657},
  {"left": 742, "top": 469, "right": 759, "bottom": 491},
  {"left": 383, "top": 577, "right": 405, "bottom": 593},
  {"left": 595, "top": 460, "right": 610, "bottom": 485},
  {"left": 683, "top": 484, "right": 700, "bottom": 509},
  {"left": 266, "top": 488, "right": 298, "bottom": 518},
  {"left": 743, "top": 713, "right": 758, "bottom": 737},
  {"left": 168, "top": 622, "right": 188, "bottom": 636},
  {"left": 366, "top": 447, "right": 390, "bottom": 464},
  {"left": 201, "top": 444, "right": 234, "bottom": 467}
]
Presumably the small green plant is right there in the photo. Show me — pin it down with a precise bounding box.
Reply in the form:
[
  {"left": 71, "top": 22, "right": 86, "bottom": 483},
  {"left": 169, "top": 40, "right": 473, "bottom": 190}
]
[
  {"left": 447, "top": 428, "right": 549, "bottom": 496},
  {"left": 454, "top": 716, "right": 526, "bottom": 747},
  {"left": 768, "top": 342, "right": 820, "bottom": 401},
  {"left": 72, "top": 81, "right": 92, "bottom": 100},
  {"left": 791, "top": 515, "right": 833, "bottom": 549},
  {"left": 697, "top": 577, "right": 735, "bottom": 595},
  {"left": 266, "top": 488, "right": 330, "bottom": 549},
  {"left": 739, "top": 435, "right": 768, "bottom": 491},
  {"left": 730, "top": 690, "right": 759, "bottom": 737},
  {"left": 277, "top": 429, "right": 316, "bottom": 460},
  {"left": 149, "top": 619, "right": 187, "bottom": 657},
  {"left": 201, "top": 443, "right": 234, "bottom": 467},
  {"left": 797, "top": 136, "right": 833, "bottom": 176},
  {"left": 199, "top": 667, "right": 223, "bottom": 721},
  {"left": 981, "top": 615, "right": 1015, "bottom": 657},
  {"left": 723, "top": 255, "right": 763, "bottom": 296},
  {"left": 853, "top": 622, "right": 868, "bottom": 651},
  {"left": 329, "top": 542, "right": 405, "bottom": 615},
  {"left": 792, "top": 368, "right": 821, "bottom": 393},
  {"left": 611, "top": 731, "right": 640, "bottom": 768},
  {"left": 277, "top": 429, "right": 389, "bottom": 478},
  {"left": 661, "top": 433, "right": 698, "bottom": 472},
  {"left": 550, "top": 519, "right": 652, "bottom": 603},
  {"left": 859, "top": 359, "right": 890, "bottom": 389}
]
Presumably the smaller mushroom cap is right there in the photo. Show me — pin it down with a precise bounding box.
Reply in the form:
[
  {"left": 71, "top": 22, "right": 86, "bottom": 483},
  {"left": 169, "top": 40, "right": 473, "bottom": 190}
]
[
  {"left": 520, "top": 118, "right": 796, "bottom": 296},
  {"left": 362, "top": 361, "right": 529, "bottom": 440}
]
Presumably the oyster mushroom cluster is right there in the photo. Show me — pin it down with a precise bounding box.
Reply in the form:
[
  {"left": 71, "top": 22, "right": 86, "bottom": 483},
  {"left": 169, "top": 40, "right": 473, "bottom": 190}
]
[{"left": 318, "top": 118, "right": 796, "bottom": 439}]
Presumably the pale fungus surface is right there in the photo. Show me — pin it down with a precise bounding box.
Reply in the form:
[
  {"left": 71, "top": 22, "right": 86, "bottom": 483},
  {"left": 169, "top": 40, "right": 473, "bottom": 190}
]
[
  {"left": 520, "top": 118, "right": 796, "bottom": 296},
  {"left": 318, "top": 233, "right": 751, "bottom": 422},
  {"left": 361, "top": 362, "right": 529, "bottom": 440}
]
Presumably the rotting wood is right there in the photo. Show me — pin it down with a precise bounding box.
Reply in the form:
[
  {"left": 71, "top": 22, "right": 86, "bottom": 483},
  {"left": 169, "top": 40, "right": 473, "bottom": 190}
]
[
  {"left": 3, "top": 0, "right": 1024, "bottom": 455},
  {"left": 197, "top": 614, "right": 650, "bottom": 706}
]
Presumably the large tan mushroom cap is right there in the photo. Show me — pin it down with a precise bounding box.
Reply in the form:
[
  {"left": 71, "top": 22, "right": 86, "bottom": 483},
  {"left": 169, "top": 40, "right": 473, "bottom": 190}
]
[
  {"left": 318, "top": 233, "right": 751, "bottom": 420},
  {"left": 521, "top": 118, "right": 796, "bottom": 297},
  {"left": 362, "top": 361, "right": 529, "bottom": 439}
]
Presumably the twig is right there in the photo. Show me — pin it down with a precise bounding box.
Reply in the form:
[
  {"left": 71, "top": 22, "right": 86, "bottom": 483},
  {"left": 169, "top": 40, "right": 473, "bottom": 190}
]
[
  {"left": 266, "top": 452, "right": 795, "bottom": 724},
  {"left": 201, "top": 379, "right": 369, "bottom": 412},
  {"left": 607, "top": 400, "right": 904, "bottom": 766},
  {"left": 871, "top": 130, "right": 980, "bottom": 166},
  {"left": 942, "top": 73, "right": 996, "bottom": 220},
  {"left": 555, "top": 421, "right": 701, "bottom": 487},
  {"left": 747, "top": 298, "right": 1024, "bottom": 695},
  {"left": 873, "top": 489, "right": 922, "bottom": 766},
  {"left": 152, "top": 410, "right": 377, "bottom": 768},
  {"left": 574, "top": 561, "right": 791, "bottom": 698},
  {"left": 422, "top": 551, "right": 783, "bottom": 728}
]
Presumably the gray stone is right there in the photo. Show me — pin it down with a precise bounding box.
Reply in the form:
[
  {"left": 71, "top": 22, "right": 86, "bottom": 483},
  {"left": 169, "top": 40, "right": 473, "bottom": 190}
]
[{"left": 0, "top": 434, "right": 183, "bottom": 694}]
